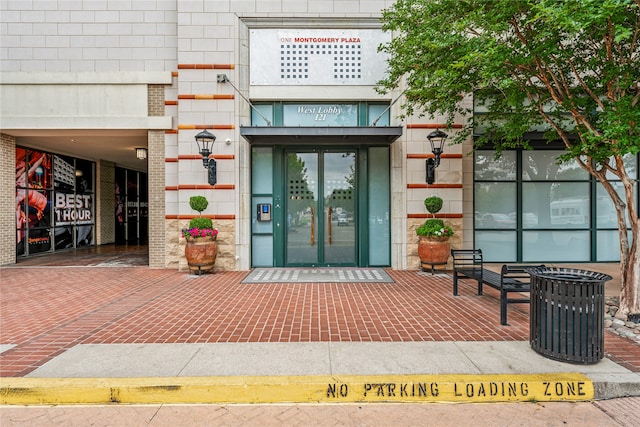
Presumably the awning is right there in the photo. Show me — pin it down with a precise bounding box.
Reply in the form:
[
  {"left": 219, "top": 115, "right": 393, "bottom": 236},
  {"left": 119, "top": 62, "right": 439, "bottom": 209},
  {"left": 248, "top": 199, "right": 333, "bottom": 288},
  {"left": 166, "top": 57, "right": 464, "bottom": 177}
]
[{"left": 240, "top": 126, "right": 403, "bottom": 145}]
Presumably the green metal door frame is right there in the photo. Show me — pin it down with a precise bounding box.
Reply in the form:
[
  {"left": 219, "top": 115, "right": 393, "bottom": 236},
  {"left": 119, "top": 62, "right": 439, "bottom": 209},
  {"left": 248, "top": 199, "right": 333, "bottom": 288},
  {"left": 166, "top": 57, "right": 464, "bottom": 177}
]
[
  {"left": 266, "top": 144, "right": 389, "bottom": 268},
  {"left": 279, "top": 147, "right": 360, "bottom": 267}
]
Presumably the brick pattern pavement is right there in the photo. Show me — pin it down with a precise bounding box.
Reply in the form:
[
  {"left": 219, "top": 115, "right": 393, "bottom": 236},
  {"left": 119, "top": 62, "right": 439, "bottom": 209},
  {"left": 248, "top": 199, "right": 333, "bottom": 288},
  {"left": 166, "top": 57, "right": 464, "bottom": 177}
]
[{"left": 1, "top": 267, "right": 638, "bottom": 377}]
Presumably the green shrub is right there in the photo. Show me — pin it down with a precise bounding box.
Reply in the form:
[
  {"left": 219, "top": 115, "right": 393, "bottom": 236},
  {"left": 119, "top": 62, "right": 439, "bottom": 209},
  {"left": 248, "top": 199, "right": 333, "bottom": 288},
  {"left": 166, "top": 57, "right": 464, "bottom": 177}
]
[
  {"left": 188, "top": 216, "right": 213, "bottom": 230},
  {"left": 416, "top": 218, "right": 445, "bottom": 236},
  {"left": 424, "top": 196, "right": 443, "bottom": 216},
  {"left": 416, "top": 218, "right": 454, "bottom": 237},
  {"left": 189, "top": 195, "right": 208, "bottom": 214}
]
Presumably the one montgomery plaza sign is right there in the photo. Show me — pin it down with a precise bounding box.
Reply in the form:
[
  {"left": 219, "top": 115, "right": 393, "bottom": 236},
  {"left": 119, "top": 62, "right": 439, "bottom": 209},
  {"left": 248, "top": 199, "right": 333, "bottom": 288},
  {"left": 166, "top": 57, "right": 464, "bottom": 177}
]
[{"left": 249, "top": 29, "right": 390, "bottom": 86}]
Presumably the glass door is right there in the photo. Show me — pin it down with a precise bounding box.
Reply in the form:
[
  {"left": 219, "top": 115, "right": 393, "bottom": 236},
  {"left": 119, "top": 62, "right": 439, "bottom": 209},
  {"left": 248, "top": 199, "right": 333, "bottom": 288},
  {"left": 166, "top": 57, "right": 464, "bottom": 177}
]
[
  {"left": 323, "top": 151, "right": 356, "bottom": 265},
  {"left": 285, "top": 150, "right": 356, "bottom": 266}
]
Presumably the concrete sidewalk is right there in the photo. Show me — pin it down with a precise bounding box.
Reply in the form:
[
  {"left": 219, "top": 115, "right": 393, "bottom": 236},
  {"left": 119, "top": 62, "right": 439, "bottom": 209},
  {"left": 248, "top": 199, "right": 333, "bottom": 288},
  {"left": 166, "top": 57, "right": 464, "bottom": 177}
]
[{"left": 1, "top": 341, "right": 638, "bottom": 405}]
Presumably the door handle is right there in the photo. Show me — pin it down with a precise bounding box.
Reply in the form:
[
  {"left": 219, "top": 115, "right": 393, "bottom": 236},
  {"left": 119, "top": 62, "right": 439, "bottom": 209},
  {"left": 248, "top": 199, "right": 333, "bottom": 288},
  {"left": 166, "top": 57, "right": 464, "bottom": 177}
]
[
  {"left": 327, "top": 207, "right": 332, "bottom": 245},
  {"left": 310, "top": 207, "right": 315, "bottom": 246}
]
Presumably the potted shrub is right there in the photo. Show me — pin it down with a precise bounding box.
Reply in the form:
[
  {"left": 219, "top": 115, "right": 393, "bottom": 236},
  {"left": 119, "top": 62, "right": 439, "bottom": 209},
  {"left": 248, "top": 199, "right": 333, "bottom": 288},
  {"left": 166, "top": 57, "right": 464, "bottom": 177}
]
[
  {"left": 182, "top": 195, "right": 219, "bottom": 274},
  {"left": 416, "top": 196, "right": 454, "bottom": 272}
]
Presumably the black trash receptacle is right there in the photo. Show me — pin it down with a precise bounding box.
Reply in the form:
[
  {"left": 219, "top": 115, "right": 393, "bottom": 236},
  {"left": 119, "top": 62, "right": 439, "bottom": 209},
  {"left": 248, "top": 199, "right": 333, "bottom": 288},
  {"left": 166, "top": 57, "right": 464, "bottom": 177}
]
[{"left": 528, "top": 267, "right": 612, "bottom": 364}]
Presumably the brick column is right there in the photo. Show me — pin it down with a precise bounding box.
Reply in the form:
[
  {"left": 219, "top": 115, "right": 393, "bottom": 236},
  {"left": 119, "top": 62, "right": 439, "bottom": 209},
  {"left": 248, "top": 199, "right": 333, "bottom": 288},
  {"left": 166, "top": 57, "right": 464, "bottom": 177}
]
[
  {"left": 148, "top": 130, "right": 166, "bottom": 268},
  {"left": 0, "top": 134, "right": 16, "bottom": 265},
  {"left": 147, "top": 84, "right": 167, "bottom": 268},
  {"left": 97, "top": 160, "right": 116, "bottom": 245}
]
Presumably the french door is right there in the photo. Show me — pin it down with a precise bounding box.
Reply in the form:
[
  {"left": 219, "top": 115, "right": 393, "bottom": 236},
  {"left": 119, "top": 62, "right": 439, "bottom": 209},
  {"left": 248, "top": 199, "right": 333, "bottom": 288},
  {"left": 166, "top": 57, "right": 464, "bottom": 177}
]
[{"left": 285, "top": 150, "right": 356, "bottom": 266}]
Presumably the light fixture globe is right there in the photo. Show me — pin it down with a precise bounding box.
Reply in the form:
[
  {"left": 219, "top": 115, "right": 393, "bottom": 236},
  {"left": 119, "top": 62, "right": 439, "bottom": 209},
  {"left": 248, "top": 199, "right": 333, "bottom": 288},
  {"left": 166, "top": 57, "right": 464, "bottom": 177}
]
[
  {"left": 425, "top": 129, "right": 448, "bottom": 184},
  {"left": 194, "top": 129, "right": 216, "bottom": 168},
  {"left": 427, "top": 129, "right": 448, "bottom": 166}
]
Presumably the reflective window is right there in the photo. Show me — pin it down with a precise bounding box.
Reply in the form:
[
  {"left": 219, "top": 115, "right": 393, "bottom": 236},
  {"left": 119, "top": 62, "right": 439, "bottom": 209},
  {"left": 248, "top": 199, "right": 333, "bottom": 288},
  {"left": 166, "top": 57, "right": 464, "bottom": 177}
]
[
  {"left": 475, "top": 150, "right": 516, "bottom": 181},
  {"left": 474, "top": 149, "right": 637, "bottom": 262},
  {"left": 522, "top": 151, "right": 588, "bottom": 181},
  {"left": 368, "top": 147, "right": 390, "bottom": 265},
  {"left": 475, "top": 231, "right": 517, "bottom": 262},
  {"left": 524, "top": 182, "right": 590, "bottom": 229},
  {"left": 523, "top": 231, "right": 590, "bottom": 262},
  {"left": 474, "top": 183, "right": 516, "bottom": 229},
  {"left": 251, "top": 104, "right": 273, "bottom": 127},
  {"left": 251, "top": 147, "right": 273, "bottom": 194}
]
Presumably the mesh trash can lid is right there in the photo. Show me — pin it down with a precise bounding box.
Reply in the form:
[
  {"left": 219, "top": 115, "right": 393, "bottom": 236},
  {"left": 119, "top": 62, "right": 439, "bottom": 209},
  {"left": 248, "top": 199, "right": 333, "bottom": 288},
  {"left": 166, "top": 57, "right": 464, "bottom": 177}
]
[{"left": 526, "top": 266, "right": 612, "bottom": 283}]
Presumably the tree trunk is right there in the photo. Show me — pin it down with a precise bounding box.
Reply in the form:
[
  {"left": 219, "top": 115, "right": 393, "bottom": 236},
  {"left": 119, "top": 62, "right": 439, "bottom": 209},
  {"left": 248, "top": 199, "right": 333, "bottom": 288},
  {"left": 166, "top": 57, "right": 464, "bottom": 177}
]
[
  {"left": 584, "top": 157, "right": 639, "bottom": 319},
  {"left": 618, "top": 224, "right": 640, "bottom": 319}
]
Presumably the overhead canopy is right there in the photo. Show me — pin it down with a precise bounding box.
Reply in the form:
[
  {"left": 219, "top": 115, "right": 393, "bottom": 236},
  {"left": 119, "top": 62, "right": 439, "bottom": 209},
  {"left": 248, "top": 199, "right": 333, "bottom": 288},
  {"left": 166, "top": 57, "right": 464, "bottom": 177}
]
[{"left": 240, "top": 126, "right": 403, "bottom": 145}]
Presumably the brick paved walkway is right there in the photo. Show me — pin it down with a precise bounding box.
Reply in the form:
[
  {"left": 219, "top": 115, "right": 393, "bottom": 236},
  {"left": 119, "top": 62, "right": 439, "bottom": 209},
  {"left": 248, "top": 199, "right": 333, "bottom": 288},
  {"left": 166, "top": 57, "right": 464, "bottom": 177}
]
[{"left": 1, "top": 266, "right": 638, "bottom": 377}]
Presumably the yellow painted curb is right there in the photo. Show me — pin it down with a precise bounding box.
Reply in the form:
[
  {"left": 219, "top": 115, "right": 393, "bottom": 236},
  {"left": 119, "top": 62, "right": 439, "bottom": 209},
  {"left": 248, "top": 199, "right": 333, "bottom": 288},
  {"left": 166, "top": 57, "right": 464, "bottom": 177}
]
[{"left": 0, "top": 373, "right": 593, "bottom": 405}]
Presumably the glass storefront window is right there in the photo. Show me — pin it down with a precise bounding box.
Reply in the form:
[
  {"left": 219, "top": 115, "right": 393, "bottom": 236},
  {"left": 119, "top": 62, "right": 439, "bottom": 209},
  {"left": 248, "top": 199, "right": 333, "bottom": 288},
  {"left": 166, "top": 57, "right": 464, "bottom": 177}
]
[
  {"left": 522, "top": 151, "right": 588, "bottom": 181},
  {"left": 524, "top": 182, "right": 590, "bottom": 229},
  {"left": 596, "top": 179, "right": 637, "bottom": 229},
  {"left": 474, "top": 150, "right": 516, "bottom": 181},
  {"left": 597, "top": 230, "right": 627, "bottom": 261},
  {"left": 16, "top": 147, "right": 95, "bottom": 256},
  {"left": 115, "top": 167, "right": 147, "bottom": 244},
  {"left": 523, "top": 230, "right": 590, "bottom": 262},
  {"left": 475, "top": 231, "right": 517, "bottom": 262},
  {"left": 474, "top": 182, "right": 516, "bottom": 229},
  {"left": 474, "top": 148, "right": 637, "bottom": 262}
]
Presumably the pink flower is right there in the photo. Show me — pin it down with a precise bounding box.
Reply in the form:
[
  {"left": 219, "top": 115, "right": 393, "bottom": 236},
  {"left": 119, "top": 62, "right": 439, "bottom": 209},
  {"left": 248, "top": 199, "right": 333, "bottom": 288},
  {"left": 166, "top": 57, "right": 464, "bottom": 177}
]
[{"left": 182, "top": 227, "right": 219, "bottom": 239}]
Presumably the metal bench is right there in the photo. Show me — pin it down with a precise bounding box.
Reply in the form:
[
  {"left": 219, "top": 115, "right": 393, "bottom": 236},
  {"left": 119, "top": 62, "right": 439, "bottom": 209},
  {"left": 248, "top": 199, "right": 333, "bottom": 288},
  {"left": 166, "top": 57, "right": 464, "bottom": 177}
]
[{"left": 451, "top": 249, "right": 543, "bottom": 325}]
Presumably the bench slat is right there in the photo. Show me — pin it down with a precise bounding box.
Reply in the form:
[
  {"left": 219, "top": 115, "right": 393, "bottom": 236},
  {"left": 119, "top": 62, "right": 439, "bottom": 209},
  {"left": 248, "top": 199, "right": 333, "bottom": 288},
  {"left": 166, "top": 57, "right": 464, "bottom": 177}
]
[{"left": 451, "top": 249, "right": 543, "bottom": 326}]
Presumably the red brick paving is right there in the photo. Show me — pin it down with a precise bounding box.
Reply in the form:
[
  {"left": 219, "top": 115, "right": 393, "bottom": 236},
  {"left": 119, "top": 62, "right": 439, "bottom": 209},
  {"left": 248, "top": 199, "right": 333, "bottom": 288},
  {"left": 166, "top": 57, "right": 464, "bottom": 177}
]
[
  {"left": 1, "top": 267, "right": 638, "bottom": 377},
  {"left": 604, "top": 333, "right": 640, "bottom": 372}
]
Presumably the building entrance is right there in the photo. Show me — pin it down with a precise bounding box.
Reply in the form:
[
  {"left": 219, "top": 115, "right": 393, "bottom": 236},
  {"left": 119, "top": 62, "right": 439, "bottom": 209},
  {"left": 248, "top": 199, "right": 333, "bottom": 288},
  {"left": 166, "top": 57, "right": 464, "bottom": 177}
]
[
  {"left": 285, "top": 150, "right": 356, "bottom": 266},
  {"left": 249, "top": 143, "right": 392, "bottom": 268}
]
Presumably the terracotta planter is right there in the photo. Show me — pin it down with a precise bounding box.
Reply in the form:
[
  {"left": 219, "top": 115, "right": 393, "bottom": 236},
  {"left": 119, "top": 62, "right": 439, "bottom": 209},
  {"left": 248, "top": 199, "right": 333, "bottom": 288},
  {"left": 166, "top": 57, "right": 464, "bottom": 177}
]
[
  {"left": 184, "top": 236, "right": 218, "bottom": 275},
  {"left": 418, "top": 236, "right": 451, "bottom": 272}
]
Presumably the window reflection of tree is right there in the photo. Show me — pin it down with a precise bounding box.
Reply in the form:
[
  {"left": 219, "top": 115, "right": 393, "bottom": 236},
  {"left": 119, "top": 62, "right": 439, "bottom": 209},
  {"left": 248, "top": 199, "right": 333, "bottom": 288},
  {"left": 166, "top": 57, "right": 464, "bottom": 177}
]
[{"left": 287, "top": 154, "right": 315, "bottom": 228}]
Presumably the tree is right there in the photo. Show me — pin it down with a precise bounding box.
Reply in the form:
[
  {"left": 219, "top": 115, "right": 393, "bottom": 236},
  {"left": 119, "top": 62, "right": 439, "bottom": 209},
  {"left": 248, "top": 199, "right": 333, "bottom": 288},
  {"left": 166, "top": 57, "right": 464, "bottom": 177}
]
[{"left": 378, "top": 0, "right": 640, "bottom": 318}]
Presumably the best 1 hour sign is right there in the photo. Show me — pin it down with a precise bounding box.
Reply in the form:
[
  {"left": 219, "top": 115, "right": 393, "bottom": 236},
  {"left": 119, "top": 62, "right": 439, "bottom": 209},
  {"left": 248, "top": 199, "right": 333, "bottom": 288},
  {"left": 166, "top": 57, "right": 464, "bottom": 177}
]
[{"left": 54, "top": 193, "right": 93, "bottom": 225}]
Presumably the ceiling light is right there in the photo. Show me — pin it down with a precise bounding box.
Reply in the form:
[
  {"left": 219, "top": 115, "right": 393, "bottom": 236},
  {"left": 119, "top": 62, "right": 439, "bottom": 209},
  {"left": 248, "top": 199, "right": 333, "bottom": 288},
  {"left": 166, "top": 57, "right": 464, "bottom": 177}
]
[{"left": 135, "top": 147, "right": 147, "bottom": 160}]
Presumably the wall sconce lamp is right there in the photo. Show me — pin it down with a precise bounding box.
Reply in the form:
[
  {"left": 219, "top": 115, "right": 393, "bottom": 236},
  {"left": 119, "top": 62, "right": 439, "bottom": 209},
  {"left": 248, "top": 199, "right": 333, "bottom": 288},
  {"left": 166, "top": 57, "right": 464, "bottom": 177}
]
[
  {"left": 426, "top": 129, "right": 448, "bottom": 184},
  {"left": 194, "top": 129, "right": 217, "bottom": 186},
  {"left": 135, "top": 147, "right": 147, "bottom": 160}
]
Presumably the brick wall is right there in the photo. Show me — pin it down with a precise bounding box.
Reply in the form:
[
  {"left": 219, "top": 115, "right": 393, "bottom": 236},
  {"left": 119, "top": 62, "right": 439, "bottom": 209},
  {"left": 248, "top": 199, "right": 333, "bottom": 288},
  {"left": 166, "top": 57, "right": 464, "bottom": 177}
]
[
  {"left": 0, "top": 134, "right": 16, "bottom": 265},
  {"left": 148, "top": 130, "right": 166, "bottom": 268},
  {"left": 98, "top": 160, "right": 116, "bottom": 245},
  {"left": 148, "top": 85, "right": 165, "bottom": 116}
]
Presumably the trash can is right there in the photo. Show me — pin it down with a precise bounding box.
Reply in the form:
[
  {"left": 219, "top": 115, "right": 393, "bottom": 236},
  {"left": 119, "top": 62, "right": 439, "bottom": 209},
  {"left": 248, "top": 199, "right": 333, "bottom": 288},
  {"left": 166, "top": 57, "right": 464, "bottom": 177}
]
[{"left": 527, "top": 267, "right": 612, "bottom": 364}]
